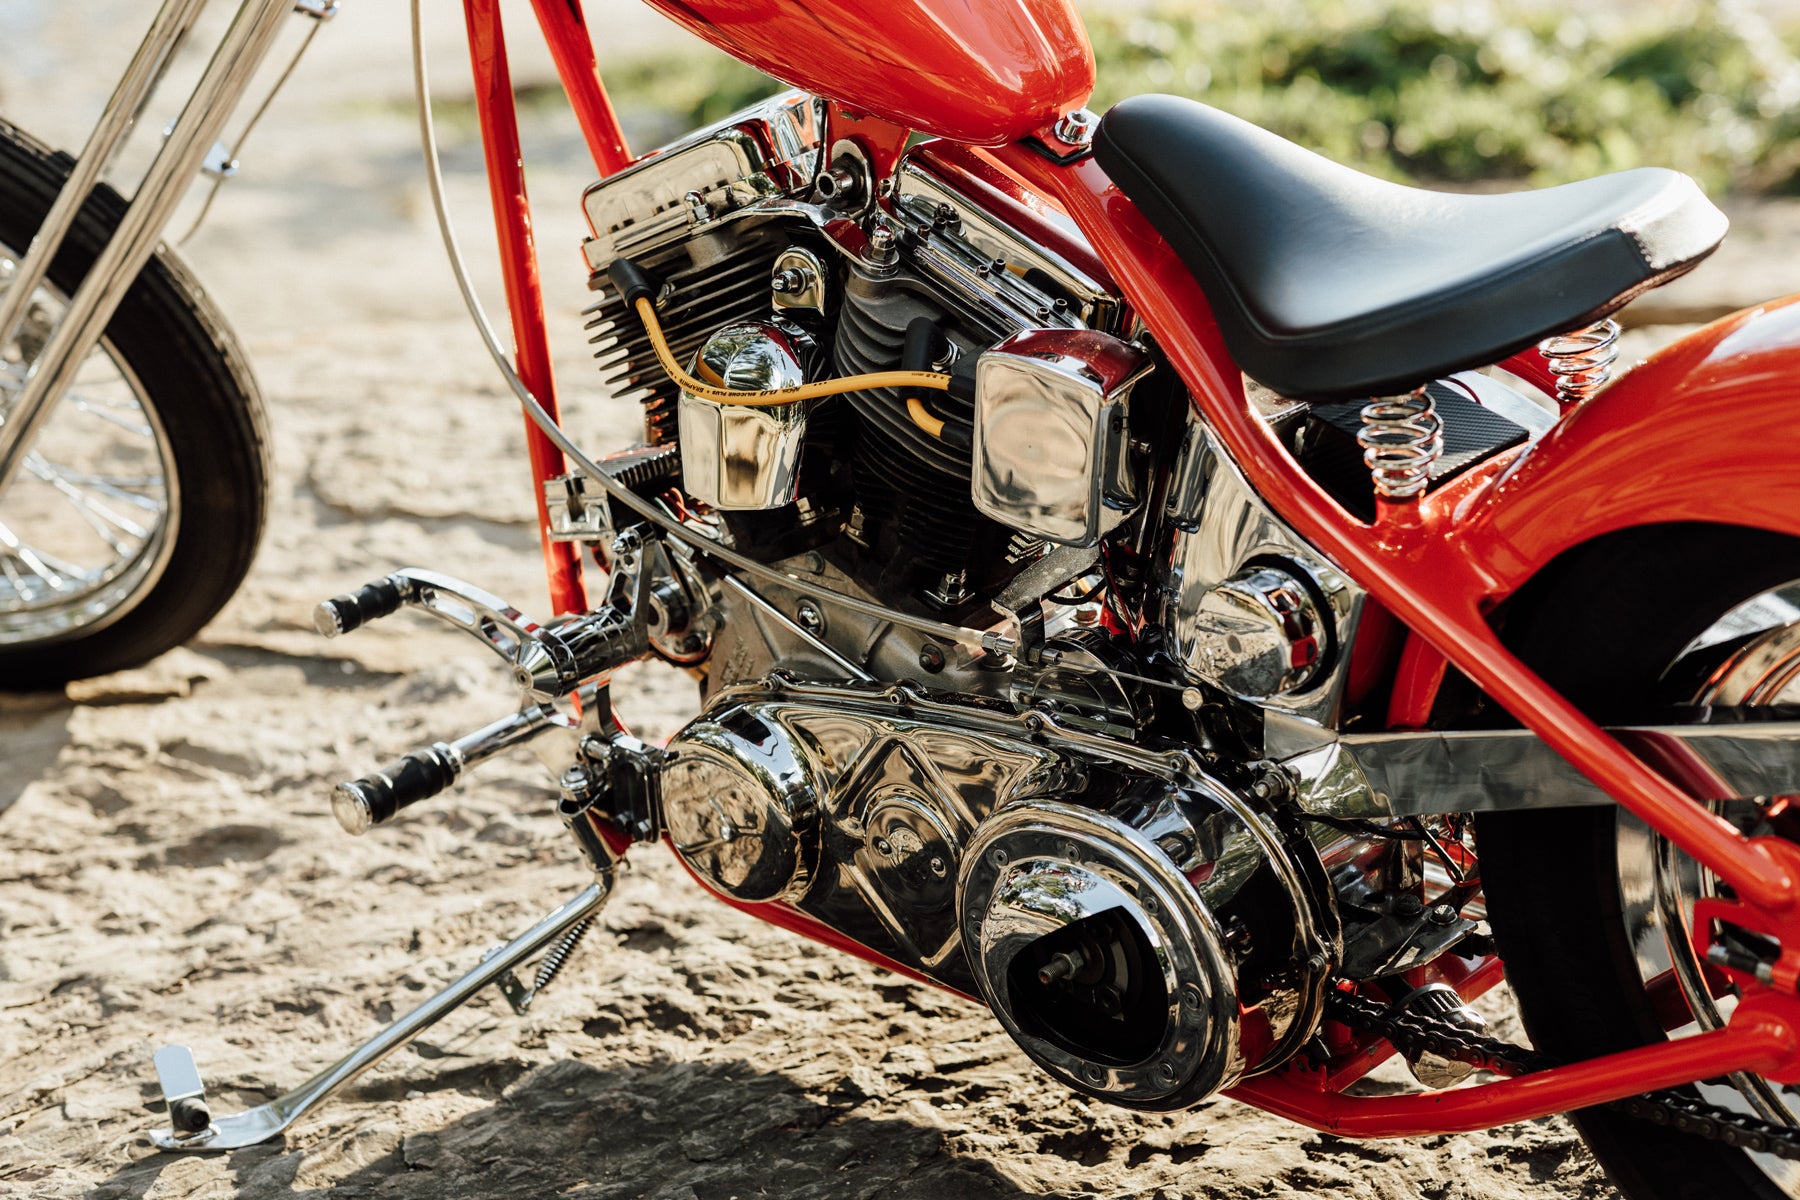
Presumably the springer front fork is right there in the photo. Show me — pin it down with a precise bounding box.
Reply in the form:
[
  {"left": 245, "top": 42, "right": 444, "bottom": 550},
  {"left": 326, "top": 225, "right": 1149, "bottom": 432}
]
[
  {"left": 151, "top": 531, "right": 679, "bottom": 1151},
  {"left": 0, "top": 0, "right": 309, "bottom": 492}
]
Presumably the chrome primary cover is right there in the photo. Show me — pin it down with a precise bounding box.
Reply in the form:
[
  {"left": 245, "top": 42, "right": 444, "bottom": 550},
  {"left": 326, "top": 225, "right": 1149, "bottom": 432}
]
[
  {"left": 656, "top": 674, "right": 1335, "bottom": 1048},
  {"left": 959, "top": 779, "right": 1332, "bottom": 1110},
  {"left": 659, "top": 678, "right": 1072, "bottom": 980}
]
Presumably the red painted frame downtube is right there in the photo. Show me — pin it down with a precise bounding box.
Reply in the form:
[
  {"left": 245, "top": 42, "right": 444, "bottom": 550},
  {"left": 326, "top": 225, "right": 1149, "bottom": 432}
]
[
  {"left": 1235, "top": 994, "right": 1800, "bottom": 1137},
  {"left": 526, "top": 0, "right": 633, "bottom": 177},
  {"left": 461, "top": 0, "right": 586, "bottom": 617}
]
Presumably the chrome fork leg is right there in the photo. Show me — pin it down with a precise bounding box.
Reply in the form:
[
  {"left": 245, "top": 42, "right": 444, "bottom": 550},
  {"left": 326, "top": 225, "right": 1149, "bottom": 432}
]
[
  {"left": 0, "top": 0, "right": 209, "bottom": 351},
  {"left": 0, "top": 0, "right": 292, "bottom": 492},
  {"left": 150, "top": 877, "right": 613, "bottom": 1152}
]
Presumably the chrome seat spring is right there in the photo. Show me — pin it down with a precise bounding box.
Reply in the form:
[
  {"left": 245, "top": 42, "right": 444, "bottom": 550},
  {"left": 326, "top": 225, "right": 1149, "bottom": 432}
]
[
  {"left": 1539, "top": 317, "right": 1620, "bottom": 408},
  {"left": 1357, "top": 385, "right": 1443, "bottom": 501}
]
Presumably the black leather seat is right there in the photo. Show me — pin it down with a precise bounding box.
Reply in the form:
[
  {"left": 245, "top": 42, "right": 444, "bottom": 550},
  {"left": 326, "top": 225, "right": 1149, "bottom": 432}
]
[{"left": 1094, "top": 95, "right": 1728, "bottom": 400}]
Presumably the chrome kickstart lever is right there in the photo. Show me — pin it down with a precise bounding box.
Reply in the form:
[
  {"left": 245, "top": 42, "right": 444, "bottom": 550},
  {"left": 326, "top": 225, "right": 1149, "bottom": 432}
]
[{"left": 150, "top": 876, "right": 612, "bottom": 1152}]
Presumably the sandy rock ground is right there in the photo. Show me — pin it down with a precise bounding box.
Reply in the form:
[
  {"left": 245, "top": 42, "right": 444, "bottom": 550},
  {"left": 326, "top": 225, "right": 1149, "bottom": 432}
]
[{"left": 2, "top": 5, "right": 1796, "bottom": 1198}]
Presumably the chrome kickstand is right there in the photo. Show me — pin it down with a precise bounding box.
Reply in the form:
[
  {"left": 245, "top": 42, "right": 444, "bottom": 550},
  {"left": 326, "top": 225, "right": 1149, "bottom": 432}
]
[{"left": 149, "top": 877, "right": 611, "bottom": 1152}]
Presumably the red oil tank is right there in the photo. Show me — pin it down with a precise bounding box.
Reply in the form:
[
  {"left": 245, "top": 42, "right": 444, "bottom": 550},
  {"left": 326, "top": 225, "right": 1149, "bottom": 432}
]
[{"left": 637, "top": 0, "right": 1095, "bottom": 146}]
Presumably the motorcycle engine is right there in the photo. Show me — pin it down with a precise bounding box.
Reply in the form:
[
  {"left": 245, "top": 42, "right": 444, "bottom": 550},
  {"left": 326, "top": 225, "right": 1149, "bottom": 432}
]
[
  {"left": 578, "top": 94, "right": 1125, "bottom": 640},
  {"left": 573, "top": 94, "right": 1344, "bottom": 1109}
]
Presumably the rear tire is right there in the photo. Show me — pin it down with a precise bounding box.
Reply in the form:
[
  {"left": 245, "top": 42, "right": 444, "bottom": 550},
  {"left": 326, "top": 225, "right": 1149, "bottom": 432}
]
[
  {"left": 0, "top": 120, "right": 267, "bottom": 690},
  {"left": 1470, "top": 523, "right": 1800, "bottom": 1200}
]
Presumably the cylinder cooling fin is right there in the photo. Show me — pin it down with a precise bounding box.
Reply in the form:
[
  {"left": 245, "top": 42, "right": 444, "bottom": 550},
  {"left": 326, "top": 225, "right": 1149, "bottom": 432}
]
[{"left": 834, "top": 266, "right": 1026, "bottom": 591}]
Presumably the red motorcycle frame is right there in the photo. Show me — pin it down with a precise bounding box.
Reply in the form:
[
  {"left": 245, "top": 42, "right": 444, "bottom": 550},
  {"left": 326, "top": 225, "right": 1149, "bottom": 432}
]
[{"left": 468, "top": 0, "right": 1800, "bottom": 1140}]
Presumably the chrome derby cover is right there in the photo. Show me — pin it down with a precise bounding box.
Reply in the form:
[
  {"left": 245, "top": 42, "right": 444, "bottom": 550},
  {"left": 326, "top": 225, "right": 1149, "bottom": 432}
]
[{"left": 958, "top": 781, "right": 1333, "bottom": 1110}]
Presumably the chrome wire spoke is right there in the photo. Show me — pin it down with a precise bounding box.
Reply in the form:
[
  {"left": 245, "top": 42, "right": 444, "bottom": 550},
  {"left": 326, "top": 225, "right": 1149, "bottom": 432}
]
[
  {"left": 65, "top": 392, "right": 157, "bottom": 437},
  {"left": 0, "top": 518, "right": 87, "bottom": 596},
  {"left": 0, "top": 241, "right": 177, "bottom": 644},
  {"left": 26, "top": 449, "right": 163, "bottom": 518},
  {"left": 24, "top": 460, "right": 149, "bottom": 552},
  {"left": 25, "top": 456, "right": 163, "bottom": 510}
]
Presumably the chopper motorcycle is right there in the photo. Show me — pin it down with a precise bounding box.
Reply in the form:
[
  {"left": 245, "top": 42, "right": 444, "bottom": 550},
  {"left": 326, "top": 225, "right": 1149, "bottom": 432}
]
[{"left": 5, "top": 1, "right": 1800, "bottom": 1196}]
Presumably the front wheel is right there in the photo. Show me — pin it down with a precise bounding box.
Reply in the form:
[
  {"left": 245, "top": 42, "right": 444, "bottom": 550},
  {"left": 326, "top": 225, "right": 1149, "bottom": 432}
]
[
  {"left": 1473, "top": 524, "right": 1800, "bottom": 1199},
  {"left": 0, "top": 120, "right": 268, "bottom": 689}
]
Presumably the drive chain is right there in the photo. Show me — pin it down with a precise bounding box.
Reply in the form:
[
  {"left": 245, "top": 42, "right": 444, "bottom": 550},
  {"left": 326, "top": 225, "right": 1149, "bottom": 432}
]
[{"left": 1325, "top": 988, "right": 1800, "bottom": 1160}]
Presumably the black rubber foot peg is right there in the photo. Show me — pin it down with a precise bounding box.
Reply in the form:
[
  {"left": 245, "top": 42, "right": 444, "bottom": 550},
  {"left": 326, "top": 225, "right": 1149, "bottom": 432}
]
[
  {"left": 314, "top": 575, "right": 405, "bottom": 638},
  {"left": 169, "top": 1097, "right": 211, "bottom": 1134},
  {"left": 332, "top": 744, "right": 460, "bottom": 835}
]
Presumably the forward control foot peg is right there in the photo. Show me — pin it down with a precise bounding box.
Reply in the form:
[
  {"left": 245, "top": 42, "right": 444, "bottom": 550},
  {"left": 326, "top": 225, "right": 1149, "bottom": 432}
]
[
  {"left": 313, "top": 565, "right": 650, "bottom": 700},
  {"left": 332, "top": 705, "right": 571, "bottom": 834}
]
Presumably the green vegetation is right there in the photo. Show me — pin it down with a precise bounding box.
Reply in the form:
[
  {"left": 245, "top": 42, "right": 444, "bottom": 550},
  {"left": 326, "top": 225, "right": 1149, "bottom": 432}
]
[{"left": 601, "top": 0, "right": 1800, "bottom": 194}]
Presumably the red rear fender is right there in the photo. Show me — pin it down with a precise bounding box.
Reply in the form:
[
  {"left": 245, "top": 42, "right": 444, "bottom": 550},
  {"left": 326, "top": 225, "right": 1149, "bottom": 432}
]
[{"left": 1462, "top": 298, "right": 1800, "bottom": 592}]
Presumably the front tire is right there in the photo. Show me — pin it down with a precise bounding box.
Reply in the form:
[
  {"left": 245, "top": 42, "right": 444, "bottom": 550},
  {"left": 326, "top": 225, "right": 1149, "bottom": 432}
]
[
  {"left": 0, "top": 120, "right": 268, "bottom": 690},
  {"left": 1471, "top": 523, "right": 1800, "bottom": 1200}
]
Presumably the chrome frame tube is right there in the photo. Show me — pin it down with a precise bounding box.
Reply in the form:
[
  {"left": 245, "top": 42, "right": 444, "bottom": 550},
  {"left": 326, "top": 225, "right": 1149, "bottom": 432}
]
[
  {"left": 0, "top": 0, "right": 209, "bottom": 352},
  {"left": 151, "top": 878, "right": 610, "bottom": 1152},
  {"left": 0, "top": 0, "right": 292, "bottom": 492}
]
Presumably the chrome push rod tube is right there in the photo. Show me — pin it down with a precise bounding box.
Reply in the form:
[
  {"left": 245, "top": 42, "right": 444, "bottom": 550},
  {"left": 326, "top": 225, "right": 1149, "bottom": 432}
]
[
  {"left": 0, "top": 0, "right": 292, "bottom": 492},
  {"left": 0, "top": 0, "right": 209, "bottom": 353},
  {"left": 152, "top": 879, "right": 610, "bottom": 1151}
]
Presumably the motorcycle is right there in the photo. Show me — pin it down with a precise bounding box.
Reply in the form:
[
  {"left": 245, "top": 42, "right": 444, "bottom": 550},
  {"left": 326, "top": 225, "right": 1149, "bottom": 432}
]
[{"left": 5, "top": 1, "right": 1800, "bottom": 1196}]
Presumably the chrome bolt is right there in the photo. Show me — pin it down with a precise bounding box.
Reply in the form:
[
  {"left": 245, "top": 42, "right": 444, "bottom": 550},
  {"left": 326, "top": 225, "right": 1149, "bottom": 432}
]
[
  {"left": 770, "top": 266, "right": 814, "bottom": 294},
  {"left": 989, "top": 847, "right": 1009, "bottom": 868},
  {"left": 1037, "top": 947, "right": 1088, "bottom": 985},
  {"left": 1180, "top": 687, "right": 1204, "bottom": 711},
  {"left": 1427, "top": 903, "right": 1459, "bottom": 926},
  {"left": 682, "top": 189, "right": 713, "bottom": 223},
  {"left": 1154, "top": 1062, "right": 1178, "bottom": 1084},
  {"left": 928, "top": 855, "right": 947, "bottom": 877},
  {"left": 815, "top": 164, "right": 860, "bottom": 204},
  {"left": 795, "top": 598, "right": 826, "bottom": 636},
  {"left": 1052, "top": 108, "right": 1099, "bottom": 148}
]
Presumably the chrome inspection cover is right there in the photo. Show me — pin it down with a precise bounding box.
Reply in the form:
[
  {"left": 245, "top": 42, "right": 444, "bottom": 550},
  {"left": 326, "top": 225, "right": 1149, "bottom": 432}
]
[
  {"left": 661, "top": 703, "right": 821, "bottom": 903},
  {"left": 957, "top": 779, "right": 1328, "bottom": 1111}
]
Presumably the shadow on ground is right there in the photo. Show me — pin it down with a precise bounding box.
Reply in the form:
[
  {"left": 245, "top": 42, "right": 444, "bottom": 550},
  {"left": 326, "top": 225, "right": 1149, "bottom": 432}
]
[{"left": 90, "top": 1054, "right": 1039, "bottom": 1200}]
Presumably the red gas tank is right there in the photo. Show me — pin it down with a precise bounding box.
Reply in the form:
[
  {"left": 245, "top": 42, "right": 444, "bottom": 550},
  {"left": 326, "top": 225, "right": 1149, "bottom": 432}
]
[{"left": 637, "top": 0, "right": 1095, "bottom": 146}]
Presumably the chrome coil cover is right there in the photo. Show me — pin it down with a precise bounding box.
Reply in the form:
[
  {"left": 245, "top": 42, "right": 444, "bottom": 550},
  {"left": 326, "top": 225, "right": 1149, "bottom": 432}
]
[
  {"left": 958, "top": 779, "right": 1331, "bottom": 1110},
  {"left": 661, "top": 705, "right": 820, "bottom": 902}
]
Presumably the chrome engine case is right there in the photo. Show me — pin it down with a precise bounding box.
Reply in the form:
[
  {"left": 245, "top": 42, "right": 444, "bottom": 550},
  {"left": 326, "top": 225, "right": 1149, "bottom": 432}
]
[{"left": 657, "top": 676, "right": 1337, "bottom": 1104}]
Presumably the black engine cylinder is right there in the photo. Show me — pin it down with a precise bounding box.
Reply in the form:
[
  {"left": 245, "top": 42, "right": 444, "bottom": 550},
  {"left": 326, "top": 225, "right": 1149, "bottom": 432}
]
[{"left": 834, "top": 268, "right": 1017, "bottom": 590}]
